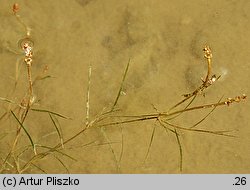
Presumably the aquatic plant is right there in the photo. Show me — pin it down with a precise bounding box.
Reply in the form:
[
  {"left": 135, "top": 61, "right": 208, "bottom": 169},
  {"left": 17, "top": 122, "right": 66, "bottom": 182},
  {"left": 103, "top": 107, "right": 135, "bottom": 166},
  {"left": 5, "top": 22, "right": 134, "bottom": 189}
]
[{"left": 0, "top": 3, "right": 246, "bottom": 173}]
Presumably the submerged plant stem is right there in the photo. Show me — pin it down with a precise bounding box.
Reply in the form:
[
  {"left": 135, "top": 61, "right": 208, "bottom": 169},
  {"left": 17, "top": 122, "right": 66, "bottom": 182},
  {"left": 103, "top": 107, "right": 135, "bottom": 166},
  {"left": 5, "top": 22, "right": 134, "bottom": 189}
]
[{"left": 85, "top": 64, "right": 92, "bottom": 126}]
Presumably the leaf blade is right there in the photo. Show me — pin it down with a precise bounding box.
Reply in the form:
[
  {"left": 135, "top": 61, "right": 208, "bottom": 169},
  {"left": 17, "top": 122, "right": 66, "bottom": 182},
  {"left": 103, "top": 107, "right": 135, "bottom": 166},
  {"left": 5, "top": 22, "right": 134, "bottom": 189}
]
[{"left": 10, "top": 110, "right": 36, "bottom": 155}]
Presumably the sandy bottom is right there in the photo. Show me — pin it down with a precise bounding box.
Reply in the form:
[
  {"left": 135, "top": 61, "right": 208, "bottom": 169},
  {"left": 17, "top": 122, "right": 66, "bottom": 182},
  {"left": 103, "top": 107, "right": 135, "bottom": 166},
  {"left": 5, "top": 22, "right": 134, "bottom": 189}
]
[{"left": 0, "top": 0, "right": 250, "bottom": 173}]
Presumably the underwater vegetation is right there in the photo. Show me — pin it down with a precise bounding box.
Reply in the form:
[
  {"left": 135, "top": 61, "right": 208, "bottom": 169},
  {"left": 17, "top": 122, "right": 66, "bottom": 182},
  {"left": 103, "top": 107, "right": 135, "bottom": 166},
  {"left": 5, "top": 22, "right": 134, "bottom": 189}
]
[{"left": 0, "top": 3, "right": 247, "bottom": 173}]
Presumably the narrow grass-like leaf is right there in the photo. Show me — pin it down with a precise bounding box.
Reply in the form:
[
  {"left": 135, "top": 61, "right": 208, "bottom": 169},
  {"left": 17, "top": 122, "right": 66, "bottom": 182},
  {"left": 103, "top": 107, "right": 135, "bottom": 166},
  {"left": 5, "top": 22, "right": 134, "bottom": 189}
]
[
  {"left": 10, "top": 110, "right": 36, "bottom": 155},
  {"left": 15, "top": 58, "right": 23, "bottom": 87},
  {"left": 54, "top": 116, "right": 64, "bottom": 148},
  {"left": 168, "top": 93, "right": 194, "bottom": 112},
  {"left": 54, "top": 155, "right": 69, "bottom": 174},
  {"left": 32, "top": 75, "right": 53, "bottom": 87},
  {"left": 174, "top": 129, "right": 183, "bottom": 172},
  {"left": 49, "top": 113, "right": 64, "bottom": 148},
  {"left": 190, "top": 96, "right": 223, "bottom": 129},
  {"left": 31, "top": 163, "right": 47, "bottom": 174},
  {"left": 160, "top": 122, "right": 176, "bottom": 134},
  {"left": 166, "top": 95, "right": 197, "bottom": 121},
  {"left": 85, "top": 64, "right": 92, "bottom": 126},
  {"left": 111, "top": 58, "right": 130, "bottom": 111},
  {"left": 159, "top": 121, "right": 183, "bottom": 172},
  {"left": 0, "top": 112, "right": 8, "bottom": 121},
  {"left": 94, "top": 141, "right": 120, "bottom": 146},
  {"left": 0, "top": 157, "right": 14, "bottom": 169},
  {"left": 163, "top": 120, "right": 236, "bottom": 137},
  {"left": 21, "top": 147, "right": 73, "bottom": 173},
  {"left": 0, "top": 133, "right": 8, "bottom": 141},
  {"left": 119, "top": 126, "right": 124, "bottom": 163},
  {"left": 191, "top": 106, "right": 217, "bottom": 129},
  {"left": 0, "top": 97, "right": 16, "bottom": 104},
  {"left": 37, "top": 131, "right": 57, "bottom": 143},
  {"left": 35, "top": 75, "right": 52, "bottom": 81},
  {"left": 36, "top": 145, "right": 77, "bottom": 161},
  {"left": 66, "top": 140, "right": 97, "bottom": 150},
  {"left": 31, "top": 108, "right": 72, "bottom": 119},
  {"left": 20, "top": 153, "right": 51, "bottom": 174},
  {"left": 100, "top": 127, "right": 120, "bottom": 172},
  {"left": 66, "top": 140, "right": 120, "bottom": 150},
  {"left": 143, "top": 124, "right": 156, "bottom": 165}
]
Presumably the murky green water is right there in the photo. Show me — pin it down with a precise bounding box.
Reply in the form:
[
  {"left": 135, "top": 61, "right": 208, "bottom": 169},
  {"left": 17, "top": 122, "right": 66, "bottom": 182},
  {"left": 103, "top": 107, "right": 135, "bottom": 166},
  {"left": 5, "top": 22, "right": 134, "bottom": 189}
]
[{"left": 0, "top": 0, "right": 250, "bottom": 173}]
